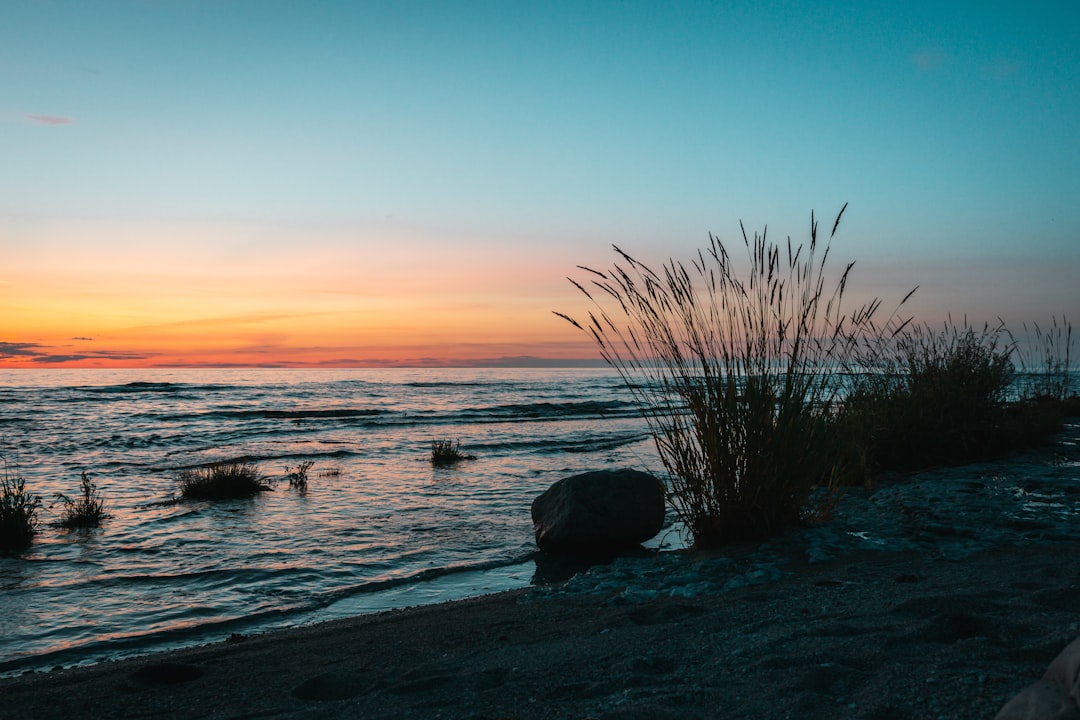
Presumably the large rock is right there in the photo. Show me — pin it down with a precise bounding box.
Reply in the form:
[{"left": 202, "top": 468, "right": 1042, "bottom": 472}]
[
  {"left": 530, "top": 469, "right": 666, "bottom": 555},
  {"left": 997, "top": 635, "right": 1080, "bottom": 720}
]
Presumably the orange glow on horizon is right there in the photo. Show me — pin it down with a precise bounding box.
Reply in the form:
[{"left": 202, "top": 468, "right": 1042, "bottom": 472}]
[
  {"left": 9, "top": 219, "right": 1063, "bottom": 369},
  {"left": 0, "top": 220, "right": 604, "bottom": 368}
]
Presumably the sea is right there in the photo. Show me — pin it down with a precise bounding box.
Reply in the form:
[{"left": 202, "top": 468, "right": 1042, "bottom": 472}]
[
  {"left": 0, "top": 368, "right": 664, "bottom": 676},
  {"left": 3, "top": 368, "right": 1077, "bottom": 678}
]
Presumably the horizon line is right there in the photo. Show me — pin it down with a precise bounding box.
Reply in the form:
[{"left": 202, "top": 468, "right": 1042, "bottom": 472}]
[{"left": 0, "top": 357, "right": 610, "bottom": 370}]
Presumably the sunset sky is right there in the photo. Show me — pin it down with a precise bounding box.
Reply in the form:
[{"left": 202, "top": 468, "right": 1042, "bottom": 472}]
[{"left": 2, "top": 1, "right": 1077, "bottom": 367}]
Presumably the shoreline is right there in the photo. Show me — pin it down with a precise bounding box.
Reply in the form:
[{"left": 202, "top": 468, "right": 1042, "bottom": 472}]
[
  {"left": 0, "top": 556, "right": 544, "bottom": 680},
  {"left": 3, "top": 420, "right": 1079, "bottom": 718},
  {"left": 2, "top": 539, "right": 1077, "bottom": 719}
]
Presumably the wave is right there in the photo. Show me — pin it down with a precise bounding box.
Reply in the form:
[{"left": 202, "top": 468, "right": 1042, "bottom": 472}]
[
  {"left": 466, "top": 432, "right": 649, "bottom": 456},
  {"left": 78, "top": 382, "right": 244, "bottom": 395},
  {"left": 317, "top": 551, "right": 537, "bottom": 605},
  {"left": 256, "top": 409, "right": 384, "bottom": 420},
  {"left": 150, "top": 400, "right": 632, "bottom": 429},
  {"left": 157, "top": 447, "right": 358, "bottom": 469},
  {"left": 152, "top": 408, "right": 385, "bottom": 422},
  {"left": 87, "top": 433, "right": 168, "bottom": 450},
  {"left": 404, "top": 381, "right": 507, "bottom": 388},
  {"left": 468, "top": 400, "right": 638, "bottom": 421}
]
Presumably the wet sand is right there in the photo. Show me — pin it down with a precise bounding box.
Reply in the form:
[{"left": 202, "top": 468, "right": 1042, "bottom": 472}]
[{"left": 2, "top": 539, "right": 1076, "bottom": 719}]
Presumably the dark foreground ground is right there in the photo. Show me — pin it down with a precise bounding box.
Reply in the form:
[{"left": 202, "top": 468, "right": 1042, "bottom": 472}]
[{"left": 2, "top": 540, "right": 1076, "bottom": 720}]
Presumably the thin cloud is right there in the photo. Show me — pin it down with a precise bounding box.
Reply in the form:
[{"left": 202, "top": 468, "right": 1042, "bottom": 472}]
[
  {"left": 32, "top": 351, "right": 155, "bottom": 364},
  {"left": 0, "top": 341, "right": 154, "bottom": 364},
  {"left": 0, "top": 342, "right": 45, "bottom": 359},
  {"left": 462, "top": 355, "right": 606, "bottom": 368},
  {"left": 72, "top": 337, "right": 94, "bottom": 341},
  {"left": 24, "top": 113, "right": 74, "bottom": 126}
]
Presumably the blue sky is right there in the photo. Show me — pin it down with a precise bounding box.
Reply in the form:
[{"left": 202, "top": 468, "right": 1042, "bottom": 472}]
[{"left": 1, "top": 1, "right": 1077, "bottom": 365}]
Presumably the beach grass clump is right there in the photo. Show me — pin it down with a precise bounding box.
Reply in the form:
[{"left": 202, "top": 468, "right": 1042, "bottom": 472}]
[
  {"left": 56, "top": 471, "right": 108, "bottom": 529},
  {"left": 1014, "top": 316, "right": 1074, "bottom": 402},
  {"left": 285, "top": 461, "right": 314, "bottom": 491},
  {"left": 993, "top": 315, "right": 1079, "bottom": 444},
  {"left": 558, "top": 206, "right": 907, "bottom": 547},
  {"left": 848, "top": 318, "right": 1016, "bottom": 471},
  {"left": 176, "top": 461, "right": 271, "bottom": 500},
  {"left": 1, "top": 457, "right": 40, "bottom": 551},
  {"left": 431, "top": 439, "right": 476, "bottom": 467}
]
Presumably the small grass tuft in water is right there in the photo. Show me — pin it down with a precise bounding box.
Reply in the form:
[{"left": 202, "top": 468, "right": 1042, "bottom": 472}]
[
  {"left": 0, "top": 456, "right": 40, "bottom": 552},
  {"left": 431, "top": 439, "right": 476, "bottom": 467},
  {"left": 176, "top": 461, "right": 271, "bottom": 500},
  {"left": 285, "top": 461, "right": 314, "bottom": 491},
  {"left": 56, "top": 471, "right": 108, "bottom": 529}
]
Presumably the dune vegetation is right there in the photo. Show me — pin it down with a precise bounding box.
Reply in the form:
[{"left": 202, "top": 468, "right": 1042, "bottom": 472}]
[{"left": 559, "top": 207, "right": 1076, "bottom": 548}]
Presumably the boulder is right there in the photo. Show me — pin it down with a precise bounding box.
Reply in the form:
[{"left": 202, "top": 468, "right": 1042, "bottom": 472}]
[
  {"left": 995, "top": 680, "right": 1079, "bottom": 720},
  {"left": 1047, "top": 635, "right": 1080, "bottom": 707},
  {"left": 530, "top": 469, "right": 666, "bottom": 555},
  {"left": 997, "top": 635, "right": 1080, "bottom": 720}
]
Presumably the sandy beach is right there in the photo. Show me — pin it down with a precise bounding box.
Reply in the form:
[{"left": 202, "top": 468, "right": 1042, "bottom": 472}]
[{"left": 2, "top": 536, "right": 1077, "bottom": 719}]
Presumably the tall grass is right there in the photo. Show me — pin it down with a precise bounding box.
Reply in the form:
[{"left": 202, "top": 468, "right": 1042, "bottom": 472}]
[
  {"left": 558, "top": 206, "right": 908, "bottom": 547},
  {"left": 1014, "top": 316, "right": 1075, "bottom": 402},
  {"left": 0, "top": 455, "right": 40, "bottom": 551},
  {"left": 847, "top": 319, "right": 1016, "bottom": 471}
]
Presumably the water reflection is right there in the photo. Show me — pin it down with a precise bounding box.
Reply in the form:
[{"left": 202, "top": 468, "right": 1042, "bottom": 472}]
[{"left": 0, "top": 368, "right": 654, "bottom": 674}]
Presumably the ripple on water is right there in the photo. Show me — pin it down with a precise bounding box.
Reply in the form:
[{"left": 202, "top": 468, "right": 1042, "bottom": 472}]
[{"left": 0, "top": 368, "right": 657, "bottom": 675}]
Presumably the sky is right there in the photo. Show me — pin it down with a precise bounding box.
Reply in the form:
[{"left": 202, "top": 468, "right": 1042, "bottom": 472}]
[{"left": 2, "top": 0, "right": 1077, "bottom": 368}]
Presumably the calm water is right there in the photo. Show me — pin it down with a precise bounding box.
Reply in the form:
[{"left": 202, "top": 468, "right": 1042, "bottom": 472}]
[{"left": 0, "top": 368, "right": 662, "bottom": 675}]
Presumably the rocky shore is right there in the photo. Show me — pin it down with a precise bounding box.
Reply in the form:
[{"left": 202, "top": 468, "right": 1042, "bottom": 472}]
[{"left": 2, "top": 423, "right": 1077, "bottom": 719}]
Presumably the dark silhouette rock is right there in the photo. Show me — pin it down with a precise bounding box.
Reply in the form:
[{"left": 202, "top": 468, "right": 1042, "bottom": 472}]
[{"left": 531, "top": 469, "right": 665, "bottom": 555}]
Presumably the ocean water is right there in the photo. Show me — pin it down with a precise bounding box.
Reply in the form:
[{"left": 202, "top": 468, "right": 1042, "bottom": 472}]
[{"left": 0, "top": 368, "right": 662, "bottom": 675}]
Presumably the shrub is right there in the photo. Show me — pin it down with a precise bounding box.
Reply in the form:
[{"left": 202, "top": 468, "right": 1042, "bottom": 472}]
[
  {"left": 558, "top": 206, "right": 907, "bottom": 547},
  {"left": 285, "top": 461, "right": 314, "bottom": 491},
  {"left": 431, "top": 439, "right": 475, "bottom": 467},
  {"left": 1, "top": 457, "right": 40, "bottom": 551},
  {"left": 176, "top": 461, "right": 271, "bottom": 500},
  {"left": 56, "top": 471, "right": 108, "bottom": 529},
  {"left": 848, "top": 318, "right": 1016, "bottom": 471}
]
